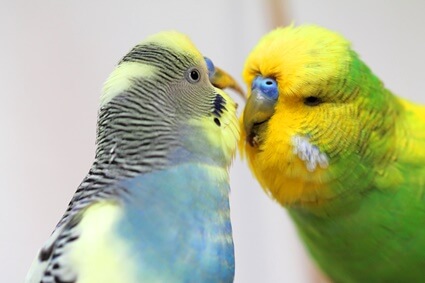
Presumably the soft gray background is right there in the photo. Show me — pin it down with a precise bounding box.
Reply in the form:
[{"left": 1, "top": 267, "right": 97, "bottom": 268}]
[{"left": 2, "top": 0, "right": 424, "bottom": 282}]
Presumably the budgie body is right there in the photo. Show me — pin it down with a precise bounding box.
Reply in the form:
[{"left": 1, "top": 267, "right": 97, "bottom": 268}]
[
  {"left": 26, "top": 31, "right": 240, "bottom": 283},
  {"left": 241, "top": 25, "right": 425, "bottom": 282}
]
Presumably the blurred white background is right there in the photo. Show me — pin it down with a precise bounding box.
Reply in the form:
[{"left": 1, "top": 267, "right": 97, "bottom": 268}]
[{"left": 2, "top": 0, "right": 424, "bottom": 282}]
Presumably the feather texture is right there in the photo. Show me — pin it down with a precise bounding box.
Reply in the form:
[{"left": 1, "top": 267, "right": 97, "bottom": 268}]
[
  {"left": 26, "top": 31, "right": 239, "bottom": 283},
  {"left": 240, "top": 25, "right": 425, "bottom": 282}
]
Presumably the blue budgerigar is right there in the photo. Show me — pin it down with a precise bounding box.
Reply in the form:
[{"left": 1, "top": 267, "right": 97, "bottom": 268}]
[{"left": 25, "top": 31, "right": 242, "bottom": 283}]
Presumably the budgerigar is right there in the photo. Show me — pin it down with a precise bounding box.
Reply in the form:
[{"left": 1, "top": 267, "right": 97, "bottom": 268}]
[
  {"left": 26, "top": 31, "right": 242, "bottom": 283},
  {"left": 240, "top": 25, "right": 425, "bottom": 282}
]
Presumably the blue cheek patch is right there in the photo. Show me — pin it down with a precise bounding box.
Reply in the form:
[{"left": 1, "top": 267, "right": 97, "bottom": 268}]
[{"left": 252, "top": 76, "right": 279, "bottom": 100}]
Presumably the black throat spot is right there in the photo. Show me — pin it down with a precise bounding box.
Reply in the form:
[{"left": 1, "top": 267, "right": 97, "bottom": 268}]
[{"left": 213, "top": 94, "right": 226, "bottom": 117}]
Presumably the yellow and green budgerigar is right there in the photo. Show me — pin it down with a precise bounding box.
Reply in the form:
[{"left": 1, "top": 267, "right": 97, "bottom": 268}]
[
  {"left": 25, "top": 31, "right": 243, "bottom": 283},
  {"left": 240, "top": 24, "right": 425, "bottom": 282}
]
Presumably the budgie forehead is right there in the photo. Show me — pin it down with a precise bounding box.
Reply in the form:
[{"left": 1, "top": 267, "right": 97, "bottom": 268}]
[
  {"left": 243, "top": 25, "right": 353, "bottom": 98},
  {"left": 141, "top": 31, "right": 204, "bottom": 62}
]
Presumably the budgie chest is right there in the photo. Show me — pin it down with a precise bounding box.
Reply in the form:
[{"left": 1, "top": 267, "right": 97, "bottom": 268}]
[
  {"left": 287, "top": 101, "right": 425, "bottom": 282},
  {"left": 117, "top": 163, "right": 234, "bottom": 282},
  {"left": 290, "top": 181, "right": 425, "bottom": 283},
  {"left": 65, "top": 163, "right": 234, "bottom": 283}
]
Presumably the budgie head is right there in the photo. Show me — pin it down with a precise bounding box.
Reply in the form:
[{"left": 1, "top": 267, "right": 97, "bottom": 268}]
[
  {"left": 98, "top": 31, "right": 241, "bottom": 171},
  {"left": 241, "top": 25, "right": 400, "bottom": 207}
]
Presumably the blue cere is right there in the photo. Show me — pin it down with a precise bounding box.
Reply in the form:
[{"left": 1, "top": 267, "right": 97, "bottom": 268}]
[
  {"left": 204, "top": 57, "right": 215, "bottom": 78},
  {"left": 252, "top": 76, "right": 279, "bottom": 100}
]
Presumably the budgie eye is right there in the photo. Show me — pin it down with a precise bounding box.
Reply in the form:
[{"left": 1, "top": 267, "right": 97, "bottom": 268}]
[
  {"left": 186, "top": 68, "right": 201, "bottom": 83},
  {"left": 304, "top": 96, "right": 322, "bottom": 106},
  {"left": 204, "top": 57, "right": 215, "bottom": 78}
]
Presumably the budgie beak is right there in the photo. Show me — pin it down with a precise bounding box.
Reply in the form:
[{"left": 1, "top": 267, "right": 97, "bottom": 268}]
[
  {"left": 243, "top": 76, "right": 279, "bottom": 147},
  {"left": 210, "top": 67, "right": 245, "bottom": 99},
  {"left": 204, "top": 57, "right": 245, "bottom": 100}
]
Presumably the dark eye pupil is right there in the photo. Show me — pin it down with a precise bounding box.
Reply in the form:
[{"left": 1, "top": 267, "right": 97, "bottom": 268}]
[
  {"left": 304, "top": 96, "right": 321, "bottom": 106},
  {"left": 190, "top": 70, "right": 199, "bottom": 81}
]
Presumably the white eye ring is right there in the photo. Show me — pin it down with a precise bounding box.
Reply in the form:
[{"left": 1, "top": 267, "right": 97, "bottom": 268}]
[{"left": 185, "top": 68, "right": 201, "bottom": 84}]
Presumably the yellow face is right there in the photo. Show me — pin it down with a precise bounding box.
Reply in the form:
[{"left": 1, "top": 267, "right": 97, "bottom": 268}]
[
  {"left": 240, "top": 26, "right": 374, "bottom": 206},
  {"left": 188, "top": 87, "right": 240, "bottom": 167}
]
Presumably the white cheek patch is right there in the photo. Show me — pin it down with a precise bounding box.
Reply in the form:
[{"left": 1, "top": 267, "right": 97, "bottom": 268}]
[{"left": 291, "top": 135, "right": 329, "bottom": 172}]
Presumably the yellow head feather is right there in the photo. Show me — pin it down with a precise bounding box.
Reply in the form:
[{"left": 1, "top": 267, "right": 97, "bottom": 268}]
[
  {"left": 243, "top": 25, "right": 351, "bottom": 100},
  {"left": 240, "top": 25, "right": 409, "bottom": 207}
]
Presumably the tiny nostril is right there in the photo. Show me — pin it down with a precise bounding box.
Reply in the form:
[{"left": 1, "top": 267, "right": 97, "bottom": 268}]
[{"left": 252, "top": 76, "right": 278, "bottom": 100}]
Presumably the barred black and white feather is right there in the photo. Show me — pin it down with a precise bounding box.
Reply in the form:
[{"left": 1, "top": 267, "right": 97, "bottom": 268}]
[{"left": 25, "top": 31, "right": 239, "bottom": 283}]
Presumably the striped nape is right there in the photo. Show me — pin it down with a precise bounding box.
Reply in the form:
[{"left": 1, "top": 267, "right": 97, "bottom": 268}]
[
  {"left": 96, "top": 85, "right": 180, "bottom": 161},
  {"left": 58, "top": 80, "right": 182, "bottom": 228}
]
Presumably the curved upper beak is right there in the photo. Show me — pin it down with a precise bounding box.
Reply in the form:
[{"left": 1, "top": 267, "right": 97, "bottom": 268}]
[
  {"left": 209, "top": 66, "right": 245, "bottom": 101},
  {"left": 243, "top": 77, "right": 279, "bottom": 147}
]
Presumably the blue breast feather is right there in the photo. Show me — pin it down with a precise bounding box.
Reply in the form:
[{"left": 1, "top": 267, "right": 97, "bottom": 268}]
[{"left": 116, "top": 163, "right": 234, "bottom": 282}]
